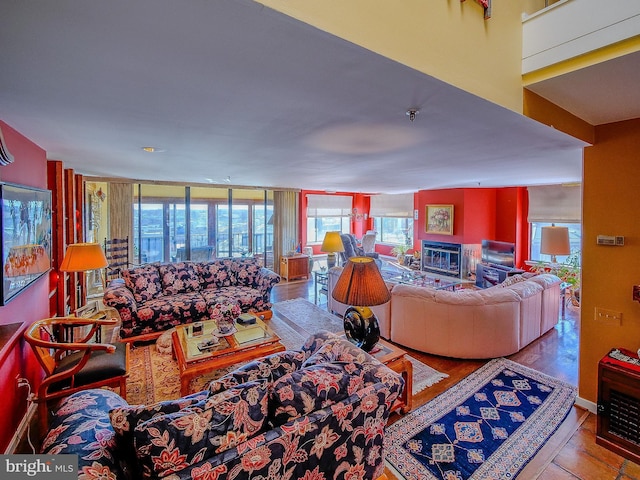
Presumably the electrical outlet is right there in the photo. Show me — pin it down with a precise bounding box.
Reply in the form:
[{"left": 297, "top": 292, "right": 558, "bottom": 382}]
[{"left": 594, "top": 307, "right": 622, "bottom": 326}]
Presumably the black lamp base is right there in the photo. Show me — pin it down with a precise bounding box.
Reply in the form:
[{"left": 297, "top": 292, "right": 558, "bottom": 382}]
[{"left": 343, "top": 306, "right": 380, "bottom": 352}]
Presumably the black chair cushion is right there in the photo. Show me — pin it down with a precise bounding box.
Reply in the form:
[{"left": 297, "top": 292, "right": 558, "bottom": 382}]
[{"left": 50, "top": 341, "right": 127, "bottom": 392}]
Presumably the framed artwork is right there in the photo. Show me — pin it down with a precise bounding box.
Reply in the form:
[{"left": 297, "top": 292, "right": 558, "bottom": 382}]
[
  {"left": 425, "top": 204, "right": 454, "bottom": 235},
  {"left": 1, "top": 183, "right": 52, "bottom": 305}
]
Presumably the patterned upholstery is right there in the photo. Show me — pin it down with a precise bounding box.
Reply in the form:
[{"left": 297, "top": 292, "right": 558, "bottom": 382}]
[
  {"left": 104, "top": 258, "right": 280, "bottom": 339},
  {"left": 42, "top": 332, "right": 404, "bottom": 480}
]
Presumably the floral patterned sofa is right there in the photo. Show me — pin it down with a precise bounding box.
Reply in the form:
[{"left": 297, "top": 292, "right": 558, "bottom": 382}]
[
  {"left": 103, "top": 258, "right": 280, "bottom": 341},
  {"left": 41, "top": 331, "right": 404, "bottom": 480}
]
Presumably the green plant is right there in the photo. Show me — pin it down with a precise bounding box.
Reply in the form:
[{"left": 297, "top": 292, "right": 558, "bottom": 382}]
[
  {"left": 530, "top": 250, "right": 581, "bottom": 301},
  {"left": 391, "top": 244, "right": 411, "bottom": 256}
]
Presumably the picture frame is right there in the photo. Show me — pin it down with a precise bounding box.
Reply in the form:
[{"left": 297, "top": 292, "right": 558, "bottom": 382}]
[
  {"left": 1, "top": 183, "right": 52, "bottom": 305},
  {"left": 75, "top": 300, "right": 101, "bottom": 318},
  {"left": 425, "top": 204, "right": 454, "bottom": 235}
]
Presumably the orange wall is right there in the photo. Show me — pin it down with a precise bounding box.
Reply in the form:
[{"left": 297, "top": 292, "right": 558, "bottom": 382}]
[
  {"left": 0, "top": 121, "right": 50, "bottom": 451},
  {"left": 579, "top": 118, "right": 640, "bottom": 403}
]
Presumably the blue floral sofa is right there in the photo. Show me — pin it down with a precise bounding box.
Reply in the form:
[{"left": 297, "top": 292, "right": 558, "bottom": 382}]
[
  {"left": 41, "top": 331, "right": 404, "bottom": 480},
  {"left": 103, "top": 258, "right": 280, "bottom": 341}
]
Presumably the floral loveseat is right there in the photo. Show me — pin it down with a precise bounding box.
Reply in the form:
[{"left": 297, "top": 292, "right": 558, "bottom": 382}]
[
  {"left": 41, "top": 331, "right": 404, "bottom": 480},
  {"left": 103, "top": 258, "right": 280, "bottom": 340}
]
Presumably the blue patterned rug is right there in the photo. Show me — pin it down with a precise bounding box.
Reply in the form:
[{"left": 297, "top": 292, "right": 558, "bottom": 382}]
[{"left": 384, "top": 358, "right": 576, "bottom": 480}]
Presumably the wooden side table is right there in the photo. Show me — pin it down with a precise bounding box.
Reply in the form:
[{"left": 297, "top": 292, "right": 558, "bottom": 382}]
[
  {"left": 280, "top": 254, "right": 310, "bottom": 281},
  {"left": 370, "top": 338, "right": 413, "bottom": 413}
]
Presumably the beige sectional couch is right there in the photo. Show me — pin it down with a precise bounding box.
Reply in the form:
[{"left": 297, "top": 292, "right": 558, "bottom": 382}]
[{"left": 328, "top": 267, "right": 561, "bottom": 359}]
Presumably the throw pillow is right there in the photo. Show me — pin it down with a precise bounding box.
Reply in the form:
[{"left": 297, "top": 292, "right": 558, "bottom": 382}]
[
  {"left": 133, "top": 380, "right": 269, "bottom": 479},
  {"left": 197, "top": 259, "right": 236, "bottom": 289},
  {"left": 302, "top": 337, "right": 368, "bottom": 368},
  {"left": 158, "top": 262, "right": 201, "bottom": 295},
  {"left": 269, "top": 363, "right": 365, "bottom": 427},
  {"left": 121, "top": 265, "right": 162, "bottom": 303},
  {"left": 208, "top": 350, "right": 305, "bottom": 394},
  {"left": 499, "top": 274, "right": 527, "bottom": 288}
]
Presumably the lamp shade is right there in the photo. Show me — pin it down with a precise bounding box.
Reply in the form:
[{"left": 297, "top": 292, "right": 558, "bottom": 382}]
[
  {"left": 320, "top": 231, "right": 345, "bottom": 253},
  {"left": 540, "top": 225, "right": 570, "bottom": 258},
  {"left": 332, "top": 257, "right": 390, "bottom": 307},
  {"left": 60, "top": 243, "right": 109, "bottom": 272}
]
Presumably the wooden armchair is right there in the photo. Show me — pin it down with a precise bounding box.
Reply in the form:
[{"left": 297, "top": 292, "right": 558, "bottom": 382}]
[{"left": 24, "top": 317, "right": 129, "bottom": 433}]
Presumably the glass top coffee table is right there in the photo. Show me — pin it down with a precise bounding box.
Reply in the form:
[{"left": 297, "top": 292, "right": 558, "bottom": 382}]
[{"left": 172, "top": 316, "right": 285, "bottom": 395}]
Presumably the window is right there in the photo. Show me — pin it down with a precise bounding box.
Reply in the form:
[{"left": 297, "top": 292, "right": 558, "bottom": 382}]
[
  {"left": 530, "top": 222, "right": 581, "bottom": 264},
  {"left": 373, "top": 217, "right": 413, "bottom": 245},
  {"left": 133, "top": 185, "right": 273, "bottom": 263},
  {"left": 370, "top": 193, "right": 414, "bottom": 245},
  {"left": 306, "top": 194, "right": 352, "bottom": 243}
]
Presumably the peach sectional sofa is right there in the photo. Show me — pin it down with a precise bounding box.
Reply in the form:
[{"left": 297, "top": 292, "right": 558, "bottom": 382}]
[{"left": 328, "top": 267, "right": 561, "bottom": 359}]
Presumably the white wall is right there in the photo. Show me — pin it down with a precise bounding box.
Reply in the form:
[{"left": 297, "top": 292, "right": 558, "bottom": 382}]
[{"left": 522, "top": 0, "right": 640, "bottom": 73}]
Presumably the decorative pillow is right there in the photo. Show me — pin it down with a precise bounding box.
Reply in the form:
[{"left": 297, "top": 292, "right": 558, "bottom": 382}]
[
  {"left": 499, "top": 274, "right": 527, "bottom": 288},
  {"left": 208, "top": 350, "right": 306, "bottom": 394},
  {"left": 300, "top": 330, "right": 339, "bottom": 359},
  {"left": 302, "top": 338, "right": 368, "bottom": 368},
  {"left": 269, "top": 363, "right": 365, "bottom": 427},
  {"left": 231, "top": 258, "right": 261, "bottom": 287},
  {"left": 198, "top": 260, "right": 236, "bottom": 289},
  {"left": 121, "top": 265, "right": 162, "bottom": 303},
  {"left": 158, "top": 262, "right": 201, "bottom": 295},
  {"left": 133, "top": 381, "right": 269, "bottom": 479}
]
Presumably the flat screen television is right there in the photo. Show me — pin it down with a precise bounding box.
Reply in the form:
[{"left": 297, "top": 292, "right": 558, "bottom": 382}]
[{"left": 481, "top": 240, "right": 515, "bottom": 268}]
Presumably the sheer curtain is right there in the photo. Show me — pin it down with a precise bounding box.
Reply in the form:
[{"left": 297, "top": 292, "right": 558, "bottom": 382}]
[
  {"left": 108, "top": 182, "right": 133, "bottom": 263},
  {"left": 273, "top": 190, "right": 298, "bottom": 275}
]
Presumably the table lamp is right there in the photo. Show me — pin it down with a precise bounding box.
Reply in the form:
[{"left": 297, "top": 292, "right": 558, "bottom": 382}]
[
  {"left": 60, "top": 242, "right": 109, "bottom": 306},
  {"left": 541, "top": 224, "right": 570, "bottom": 263},
  {"left": 331, "top": 256, "right": 391, "bottom": 352},
  {"left": 321, "top": 231, "right": 344, "bottom": 269}
]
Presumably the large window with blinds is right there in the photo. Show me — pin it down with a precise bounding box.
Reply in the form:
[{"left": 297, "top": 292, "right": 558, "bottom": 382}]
[
  {"left": 528, "top": 185, "right": 582, "bottom": 263},
  {"left": 369, "top": 193, "right": 414, "bottom": 245},
  {"left": 306, "top": 194, "right": 352, "bottom": 243}
]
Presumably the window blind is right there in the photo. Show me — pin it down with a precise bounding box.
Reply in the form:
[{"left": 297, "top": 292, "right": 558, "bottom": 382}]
[
  {"left": 306, "top": 194, "right": 352, "bottom": 216},
  {"left": 527, "top": 184, "right": 581, "bottom": 223},
  {"left": 369, "top": 193, "right": 414, "bottom": 218}
]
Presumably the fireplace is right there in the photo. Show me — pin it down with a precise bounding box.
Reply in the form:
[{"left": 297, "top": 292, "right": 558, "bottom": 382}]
[{"left": 421, "top": 241, "right": 481, "bottom": 279}]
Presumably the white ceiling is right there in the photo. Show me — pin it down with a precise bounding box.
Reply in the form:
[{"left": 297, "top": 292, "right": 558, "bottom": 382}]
[{"left": 1, "top": 0, "right": 624, "bottom": 194}]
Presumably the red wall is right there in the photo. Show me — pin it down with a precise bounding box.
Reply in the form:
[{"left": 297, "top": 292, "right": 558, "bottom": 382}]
[
  {"left": 299, "top": 187, "right": 528, "bottom": 265},
  {"left": 0, "top": 121, "right": 50, "bottom": 452},
  {"left": 299, "top": 190, "right": 374, "bottom": 254}
]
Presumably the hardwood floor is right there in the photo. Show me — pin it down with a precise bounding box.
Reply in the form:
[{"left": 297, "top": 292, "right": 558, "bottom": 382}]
[{"left": 273, "top": 274, "right": 640, "bottom": 480}]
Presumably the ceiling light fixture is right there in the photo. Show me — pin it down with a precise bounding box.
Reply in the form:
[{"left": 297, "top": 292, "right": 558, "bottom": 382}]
[
  {"left": 406, "top": 109, "right": 419, "bottom": 122},
  {"left": 141, "top": 146, "right": 166, "bottom": 153}
]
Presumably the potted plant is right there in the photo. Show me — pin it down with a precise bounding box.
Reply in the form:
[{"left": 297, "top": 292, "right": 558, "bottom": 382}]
[
  {"left": 391, "top": 244, "right": 412, "bottom": 265},
  {"left": 531, "top": 250, "right": 581, "bottom": 306}
]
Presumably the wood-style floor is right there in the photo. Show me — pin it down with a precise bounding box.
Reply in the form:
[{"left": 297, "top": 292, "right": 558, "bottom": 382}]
[{"left": 272, "top": 274, "right": 640, "bottom": 480}]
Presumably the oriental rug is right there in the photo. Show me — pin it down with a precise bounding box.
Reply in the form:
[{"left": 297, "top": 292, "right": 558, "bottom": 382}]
[
  {"left": 273, "top": 297, "right": 448, "bottom": 394},
  {"left": 384, "top": 358, "right": 577, "bottom": 480}
]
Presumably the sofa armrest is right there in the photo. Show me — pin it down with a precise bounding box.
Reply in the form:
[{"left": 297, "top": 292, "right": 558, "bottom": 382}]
[
  {"left": 168, "top": 381, "right": 402, "bottom": 480},
  {"left": 256, "top": 267, "right": 281, "bottom": 296},
  {"left": 103, "top": 281, "right": 138, "bottom": 314}
]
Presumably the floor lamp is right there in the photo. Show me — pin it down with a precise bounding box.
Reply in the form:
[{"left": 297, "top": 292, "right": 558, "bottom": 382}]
[
  {"left": 321, "top": 231, "right": 345, "bottom": 269},
  {"left": 540, "top": 225, "right": 570, "bottom": 263},
  {"left": 60, "top": 242, "right": 109, "bottom": 310}
]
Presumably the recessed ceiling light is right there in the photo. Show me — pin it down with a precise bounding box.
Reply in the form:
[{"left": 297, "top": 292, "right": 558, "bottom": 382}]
[{"left": 141, "top": 146, "right": 166, "bottom": 153}]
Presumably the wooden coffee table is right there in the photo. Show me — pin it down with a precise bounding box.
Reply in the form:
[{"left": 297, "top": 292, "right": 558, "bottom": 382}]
[
  {"left": 172, "top": 316, "right": 285, "bottom": 395},
  {"left": 369, "top": 338, "right": 413, "bottom": 413}
]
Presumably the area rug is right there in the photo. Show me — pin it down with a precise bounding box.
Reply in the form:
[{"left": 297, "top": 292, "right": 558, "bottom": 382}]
[
  {"left": 126, "top": 314, "right": 309, "bottom": 405},
  {"left": 384, "top": 358, "right": 577, "bottom": 480},
  {"left": 274, "top": 297, "right": 448, "bottom": 394}
]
